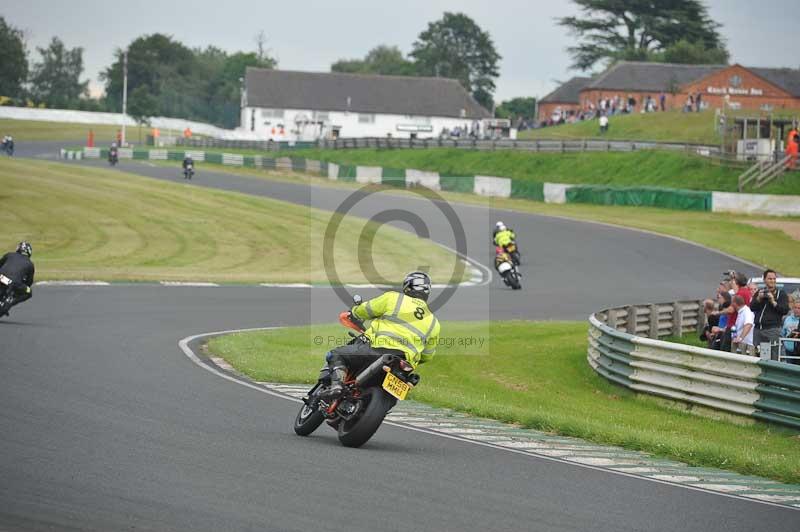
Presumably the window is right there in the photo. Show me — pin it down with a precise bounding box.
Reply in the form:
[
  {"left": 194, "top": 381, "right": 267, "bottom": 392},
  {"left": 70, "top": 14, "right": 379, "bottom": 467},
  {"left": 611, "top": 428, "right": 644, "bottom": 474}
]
[
  {"left": 314, "top": 111, "right": 330, "bottom": 122},
  {"left": 261, "top": 108, "right": 285, "bottom": 119},
  {"left": 358, "top": 113, "right": 375, "bottom": 124}
]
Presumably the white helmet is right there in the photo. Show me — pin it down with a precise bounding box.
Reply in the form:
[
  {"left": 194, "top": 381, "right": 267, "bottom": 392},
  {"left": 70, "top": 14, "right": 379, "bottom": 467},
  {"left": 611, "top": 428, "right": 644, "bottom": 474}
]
[{"left": 495, "top": 221, "right": 506, "bottom": 231}]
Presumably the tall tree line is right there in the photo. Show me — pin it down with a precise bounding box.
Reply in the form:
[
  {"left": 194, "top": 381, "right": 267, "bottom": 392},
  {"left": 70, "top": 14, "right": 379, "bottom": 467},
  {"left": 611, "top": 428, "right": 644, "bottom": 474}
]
[
  {"left": 331, "top": 12, "right": 501, "bottom": 110},
  {"left": 102, "top": 34, "right": 276, "bottom": 128},
  {"left": 0, "top": 17, "right": 277, "bottom": 128}
]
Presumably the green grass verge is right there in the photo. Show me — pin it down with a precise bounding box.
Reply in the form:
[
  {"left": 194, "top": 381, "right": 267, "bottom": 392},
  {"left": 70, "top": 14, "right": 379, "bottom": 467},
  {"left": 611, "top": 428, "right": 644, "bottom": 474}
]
[
  {"left": 282, "top": 147, "right": 799, "bottom": 195},
  {"left": 1, "top": 118, "right": 203, "bottom": 143},
  {"left": 520, "top": 110, "right": 722, "bottom": 144},
  {"left": 207, "top": 321, "right": 800, "bottom": 484},
  {"left": 0, "top": 118, "right": 130, "bottom": 142},
  {"left": 140, "top": 157, "right": 800, "bottom": 276},
  {"left": 519, "top": 109, "right": 800, "bottom": 145},
  {"left": 0, "top": 158, "right": 464, "bottom": 283}
]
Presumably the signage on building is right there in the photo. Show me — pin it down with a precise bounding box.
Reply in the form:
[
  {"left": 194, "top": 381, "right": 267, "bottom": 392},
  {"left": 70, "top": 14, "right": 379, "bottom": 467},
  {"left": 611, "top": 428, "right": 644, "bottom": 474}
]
[
  {"left": 706, "top": 85, "right": 764, "bottom": 96},
  {"left": 397, "top": 124, "right": 434, "bottom": 132}
]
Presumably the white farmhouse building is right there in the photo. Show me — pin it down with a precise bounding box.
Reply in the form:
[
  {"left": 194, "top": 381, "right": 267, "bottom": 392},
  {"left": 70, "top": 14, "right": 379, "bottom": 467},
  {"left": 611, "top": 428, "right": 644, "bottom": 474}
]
[{"left": 240, "top": 67, "right": 492, "bottom": 141}]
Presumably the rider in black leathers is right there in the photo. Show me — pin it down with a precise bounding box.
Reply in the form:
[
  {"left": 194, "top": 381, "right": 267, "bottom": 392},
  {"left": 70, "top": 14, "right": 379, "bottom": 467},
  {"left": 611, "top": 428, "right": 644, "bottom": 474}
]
[
  {"left": 182, "top": 155, "right": 194, "bottom": 178},
  {"left": 0, "top": 241, "right": 35, "bottom": 316}
]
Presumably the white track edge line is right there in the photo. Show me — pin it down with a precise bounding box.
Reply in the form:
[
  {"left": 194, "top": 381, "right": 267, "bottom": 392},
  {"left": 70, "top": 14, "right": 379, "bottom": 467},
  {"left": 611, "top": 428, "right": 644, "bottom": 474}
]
[{"left": 177, "top": 326, "right": 798, "bottom": 512}]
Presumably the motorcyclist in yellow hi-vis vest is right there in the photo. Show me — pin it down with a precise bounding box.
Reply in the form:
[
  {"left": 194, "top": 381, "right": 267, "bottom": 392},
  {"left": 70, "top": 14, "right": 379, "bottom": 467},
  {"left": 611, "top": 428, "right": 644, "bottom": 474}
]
[
  {"left": 323, "top": 272, "right": 440, "bottom": 399},
  {"left": 493, "top": 221, "right": 515, "bottom": 248}
]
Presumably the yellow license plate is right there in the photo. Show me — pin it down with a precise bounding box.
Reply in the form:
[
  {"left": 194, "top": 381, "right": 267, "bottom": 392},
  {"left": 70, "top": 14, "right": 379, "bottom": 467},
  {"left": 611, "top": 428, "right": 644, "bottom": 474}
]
[{"left": 382, "top": 371, "right": 411, "bottom": 400}]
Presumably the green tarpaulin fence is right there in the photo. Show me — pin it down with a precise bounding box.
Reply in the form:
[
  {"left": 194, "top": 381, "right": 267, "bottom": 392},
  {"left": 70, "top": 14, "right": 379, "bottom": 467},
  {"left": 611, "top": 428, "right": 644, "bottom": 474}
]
[
  {"left": 440, "top": 175, "right": 475, "bottom": 193},
  {"left": 566, "top": 185, "right": 712, "bottom": 212},
  {"left": 511, "top": 179, "right": 545, "bottom": 201}
]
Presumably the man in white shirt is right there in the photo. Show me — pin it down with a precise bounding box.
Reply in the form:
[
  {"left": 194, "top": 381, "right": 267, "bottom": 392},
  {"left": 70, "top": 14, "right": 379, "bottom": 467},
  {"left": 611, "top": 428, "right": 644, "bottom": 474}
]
[
  {"left": 732, "top": 295, "right": 755, "bottom": 354},
  {"left": 599, "top": 114, "right": 609, "bottom": 133}
]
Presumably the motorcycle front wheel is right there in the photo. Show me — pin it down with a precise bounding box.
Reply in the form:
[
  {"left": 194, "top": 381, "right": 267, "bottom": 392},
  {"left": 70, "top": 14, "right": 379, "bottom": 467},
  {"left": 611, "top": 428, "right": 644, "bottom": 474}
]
[
  {"left": 293, "top": 400, "right": 325, "bottom": 436},
  {"left": 337, "top": 387, "right": 394, "bottom": 448}
]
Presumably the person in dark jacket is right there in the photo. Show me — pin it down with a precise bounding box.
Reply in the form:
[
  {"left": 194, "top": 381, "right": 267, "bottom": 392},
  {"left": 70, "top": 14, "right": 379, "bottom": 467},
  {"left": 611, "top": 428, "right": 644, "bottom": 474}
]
[
  {"left": 0, "top": 241, "right": 35, "bottom": 316},
  {"left": 750, "top": 269, "right": 790, "bottom": 346}
]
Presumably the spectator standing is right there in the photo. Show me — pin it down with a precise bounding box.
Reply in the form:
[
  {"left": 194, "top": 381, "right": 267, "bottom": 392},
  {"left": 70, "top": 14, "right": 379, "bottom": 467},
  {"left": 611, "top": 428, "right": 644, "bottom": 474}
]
[
  {"left": 734, "top": 272, "right": 752, "bottom": 305},
  {"left": 732, "top": 295, "right": 756, "bottom": 355},
  {"left": 708, "top": 291, "right": 733, "bottom": 350},
  {"left": 781, "top": 299, "right": 800, "bottom": 364},
  {"left": 786, "top": 133, "right": 799, "bottom": 170},
  {"left": 750, "top": 269, "right": 790, "bottom": 348},
  {"left": 695, "top": 92, "right": 703, "bottom": 112},
  {"left": 659, "top": 92, "right": 666, "bottom": 112},
  {"left": 599, "top": 114, "right": 609, "bottom": 134}
]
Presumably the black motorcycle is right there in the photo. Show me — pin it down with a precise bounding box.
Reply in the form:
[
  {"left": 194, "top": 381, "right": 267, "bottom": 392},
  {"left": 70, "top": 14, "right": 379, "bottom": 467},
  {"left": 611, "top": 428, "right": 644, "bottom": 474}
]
[
  {"left": 108, "top": 148, "right": 119, "bottom": 166},
  {"left": 0, "top": 274, "right": 16, "bottom": 318},
  {"left": 183, "top": 162, "right": 194, "bottom": 180},
  {"left": 2, "top": 140, "right": 14, "bottom": 157},
  {"left": 294, "top": 295, "right": 420, "bottom": 448}
]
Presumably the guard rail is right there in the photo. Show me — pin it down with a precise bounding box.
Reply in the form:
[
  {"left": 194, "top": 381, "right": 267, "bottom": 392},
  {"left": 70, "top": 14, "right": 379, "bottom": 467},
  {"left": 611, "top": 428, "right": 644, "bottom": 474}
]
[
  {"left": 175, "top": 136, "right": 721, "bottom": 155},
  {"left": 589, "top": 301, "right": 800, "bottom": 429}
]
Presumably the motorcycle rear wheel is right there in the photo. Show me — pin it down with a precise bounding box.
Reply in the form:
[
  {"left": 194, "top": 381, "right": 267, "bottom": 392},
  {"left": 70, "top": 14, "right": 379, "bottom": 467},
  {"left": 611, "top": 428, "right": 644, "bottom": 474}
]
[
  {"left": 337, "top": 387, "right": 393, "bottom": 448},
  {"left": 293, "top": 401, "right": 325, "bottom": 436}
]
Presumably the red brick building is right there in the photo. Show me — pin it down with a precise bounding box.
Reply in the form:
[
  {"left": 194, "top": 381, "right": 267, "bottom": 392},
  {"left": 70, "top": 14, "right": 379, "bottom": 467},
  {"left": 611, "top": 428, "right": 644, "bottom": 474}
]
[
  {"left": 537, "top": 76, "right": 592, "bottom": 124},
  {"left": 538, "top": 62, "right": 800, "bottom": 122}
]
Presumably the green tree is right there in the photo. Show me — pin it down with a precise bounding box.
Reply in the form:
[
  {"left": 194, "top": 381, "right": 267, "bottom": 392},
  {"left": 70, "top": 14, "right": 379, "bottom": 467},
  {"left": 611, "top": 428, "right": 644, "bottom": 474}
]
[
  {"left": 127, "top": 85, "right": 158, "bottom": 123},
  {"left": 28, "top": 37, "right": 89, "bottom": 108},
  {"left": 559, "top": 0, "right": 727, "bottom": 70},
  {"left": 496, "top": 97, "right": 537, "bottom": 121},
  {"left": 0, "top": 17, "right": 28, "bottom": 98},
  {"left": 101, "top": 33, "right": 196, "bottom": 115},
  {"left": 332, "top": 45, "right": 416, "bottom": 76},
  {"left": 101, "top": 33, "right": 276, "bottom": 128},
  {"left": 127, "top": 85, "right": 158, "bottom": 143},
  {"left": 657, "top": 39, "right": 729, "bottom": 65},
  {"left": 410, "top": 12, "right": 501, "bottom": 109}
]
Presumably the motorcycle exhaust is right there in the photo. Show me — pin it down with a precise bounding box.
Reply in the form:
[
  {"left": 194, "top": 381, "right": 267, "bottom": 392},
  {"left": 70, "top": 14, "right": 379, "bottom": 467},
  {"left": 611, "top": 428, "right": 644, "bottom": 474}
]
[{"left": 354, "top": 354, "right": 392, "bottom": 386}]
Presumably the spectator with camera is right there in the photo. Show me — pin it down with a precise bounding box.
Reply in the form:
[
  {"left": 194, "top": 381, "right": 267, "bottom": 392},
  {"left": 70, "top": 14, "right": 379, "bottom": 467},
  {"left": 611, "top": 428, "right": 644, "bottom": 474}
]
[
  {"left": 780, "top": 299, "right": 800, "bottom": 364},
  {"left": 750, "top": 269, "right": 790, "bottom": 347}
]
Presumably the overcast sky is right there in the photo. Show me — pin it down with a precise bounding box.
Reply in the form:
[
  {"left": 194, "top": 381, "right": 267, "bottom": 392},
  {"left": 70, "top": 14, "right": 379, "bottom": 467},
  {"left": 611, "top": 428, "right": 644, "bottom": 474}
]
[{"left": 2, "top": 0, "right": 797, "bottom": 102}]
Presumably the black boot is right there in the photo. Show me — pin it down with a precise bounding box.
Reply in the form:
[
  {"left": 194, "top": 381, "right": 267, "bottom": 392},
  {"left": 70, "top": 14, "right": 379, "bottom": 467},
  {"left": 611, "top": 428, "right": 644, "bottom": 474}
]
[{"left": 321, "top": 366, "right": 347, "bottom": 399}]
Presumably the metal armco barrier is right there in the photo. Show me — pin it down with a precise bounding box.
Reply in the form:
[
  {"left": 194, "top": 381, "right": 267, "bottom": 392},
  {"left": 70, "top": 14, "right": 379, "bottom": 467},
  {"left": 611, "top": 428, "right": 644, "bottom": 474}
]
[
  {"left": 589, "top": 303, "right": 800, "bottom": 429},
  {"left": 175, "top": 136, "right": 720, "bottom": 156}
]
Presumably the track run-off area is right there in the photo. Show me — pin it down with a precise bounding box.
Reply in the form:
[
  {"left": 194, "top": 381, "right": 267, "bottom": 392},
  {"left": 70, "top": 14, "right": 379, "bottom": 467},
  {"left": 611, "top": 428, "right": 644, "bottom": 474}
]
[{"left": 1, "top": 144, "right": 796, "bottom": 531}]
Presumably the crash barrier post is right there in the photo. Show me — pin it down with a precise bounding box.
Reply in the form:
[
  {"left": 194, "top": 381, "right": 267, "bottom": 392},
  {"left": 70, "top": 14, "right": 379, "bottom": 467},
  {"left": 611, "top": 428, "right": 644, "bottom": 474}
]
[
  {"left": 62, "top": 147, "right": 800, "bottom": 216},
  {"left": 589, "top": 301, "right": 800, "bottom": 429}
]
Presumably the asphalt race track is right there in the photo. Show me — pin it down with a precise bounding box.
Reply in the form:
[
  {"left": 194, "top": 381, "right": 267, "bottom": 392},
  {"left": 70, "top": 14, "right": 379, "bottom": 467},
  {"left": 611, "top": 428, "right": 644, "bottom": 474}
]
[{"left": 0, "top": 144, "right": 795, "bottom": 531}]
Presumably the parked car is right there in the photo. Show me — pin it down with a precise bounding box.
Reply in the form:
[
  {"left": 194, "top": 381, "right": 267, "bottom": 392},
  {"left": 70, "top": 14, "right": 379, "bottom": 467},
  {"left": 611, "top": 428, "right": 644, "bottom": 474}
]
[{"left": 748, "top": 277, "right": 800, "bottom": 296}]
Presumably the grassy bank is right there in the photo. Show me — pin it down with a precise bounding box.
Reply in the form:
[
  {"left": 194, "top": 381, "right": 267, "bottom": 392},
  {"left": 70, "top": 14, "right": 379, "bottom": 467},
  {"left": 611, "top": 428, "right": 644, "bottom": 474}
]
[
  {"left": 283, "top": 147, "right": 799, "bottom": 195},
  {"left": 0, "top": 118, "right": 130, "bottom": 142},
  {"left": 144, "top": 157, "right": 800, "bottom": 276},
  {"left": 519, "top": 110, "right": 721, "bottom": 144},
  {"left": 208, "top": 321, "right": 800, "bottom": 484},
  {"left": 0, "top": 158, "right": 464, "bottom": 283}
]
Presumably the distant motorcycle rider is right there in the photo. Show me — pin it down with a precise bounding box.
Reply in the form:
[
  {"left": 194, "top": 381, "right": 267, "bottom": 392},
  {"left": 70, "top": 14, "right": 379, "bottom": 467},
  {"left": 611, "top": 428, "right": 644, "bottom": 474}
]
[
  {"left": 182, "top": 154, "right": 194, "bottom": 178},
  {"left": 493, "top": 221, "right": 515, "bottom": 248},
  {"left": 0, "top": 242, "right": 35, "bottom": 316},
  {"left": 108, "top": 141, "right": 119, "bottom": 164},
  {"left": 2, "top": 135, "right": 14, "bottom": 156},
  {"left": 323, "top": 271, "right": 440, "bottom": 399}
]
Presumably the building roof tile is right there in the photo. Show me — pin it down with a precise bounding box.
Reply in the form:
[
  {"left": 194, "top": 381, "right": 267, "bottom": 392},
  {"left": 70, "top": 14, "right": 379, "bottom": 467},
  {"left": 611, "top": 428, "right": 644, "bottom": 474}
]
[{"left": 244, "top": 68, "right": 491, "bottom": 119}]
